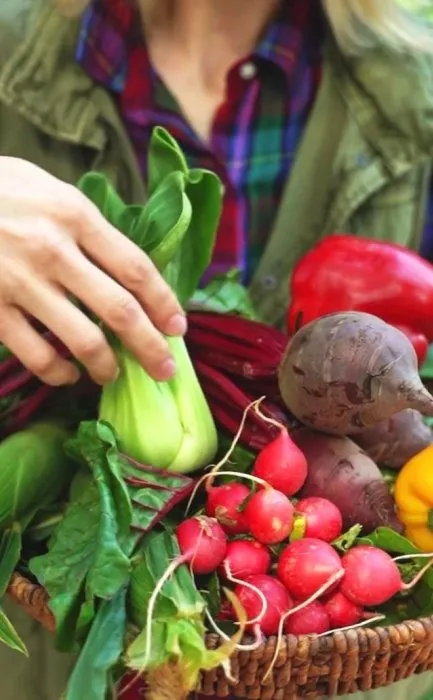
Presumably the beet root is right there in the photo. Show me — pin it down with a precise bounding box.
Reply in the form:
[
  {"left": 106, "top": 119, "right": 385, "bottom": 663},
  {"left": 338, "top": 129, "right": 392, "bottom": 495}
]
[
  {"left": 353, "top": 409, "right": 433, "bottom": 469},
  {"left": 292, "top": 428, "right": 403, "bottom": 534},
  {"left": 278, "top": 312, "right": 433, "bottom": 435}
]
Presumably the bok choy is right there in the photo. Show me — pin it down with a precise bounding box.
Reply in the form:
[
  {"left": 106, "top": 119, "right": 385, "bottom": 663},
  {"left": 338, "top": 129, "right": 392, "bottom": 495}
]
[{"left": 79, "top": 127, "right": 222, "bottom": 472}]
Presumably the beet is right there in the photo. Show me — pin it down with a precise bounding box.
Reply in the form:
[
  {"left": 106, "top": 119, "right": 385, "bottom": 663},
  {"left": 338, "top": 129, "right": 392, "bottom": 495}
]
[
  {"left": 353, "top": 409, "right": 433, "bottom": 469},
  {"left": 278, "top": 312, "right": 433, "bottom": 435},
  {"left": 293, "top": 428, "right": 403, "bottom": 533}
]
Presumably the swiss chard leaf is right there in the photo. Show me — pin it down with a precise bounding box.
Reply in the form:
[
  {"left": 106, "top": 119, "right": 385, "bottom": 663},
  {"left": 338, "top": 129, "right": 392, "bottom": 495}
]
[
  {"left": 189, "top": 269, "right": 259, "bottom": 319},
  {"left": 29, "top": 423, "right": 133, "bottom": 650},
  {"left": 65, "top": 588, "right": 127, "bottom": 700},
  {"left": 65, "top": 421, "right": 133, "bottom": 550},
  {"left": 123, "top": 456, "right": 194, "bottom": 534}
]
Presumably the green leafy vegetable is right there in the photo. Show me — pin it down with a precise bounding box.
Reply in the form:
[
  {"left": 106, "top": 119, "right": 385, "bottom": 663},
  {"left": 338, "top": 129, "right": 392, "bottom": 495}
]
[
  {"left": 79, "top": 128, "right": 221, "bottom": 472},
  {"left": 0, "top": 422, "right": 74, "bottom": 531},
  {"left": 0, "top": 525, "right": 21, "bottom": 598},
  {"left": 0, "top": 525, "right": 27, "bottom": 655},
  {"left": 65, "top": 588, "right": 127, "bottom": 700},
  {"left": 29, "top": 419, "right": 196, "bottom": 653},
  {"left": 358, "top": 527, "right": 433, "bottom": 589},
  {"left": 0, "top": 608, "right": 27, "bottom": 655},
  {"left": 190, "top": 269, "right": 258, "bottom": 319},
  {"left": 30, "top": 423, "right": 133, "bottom": 650},
  {"left": 420, "top": 344, "right": 433, "bottom": 380},
  {"left": 126, "top": 530, "right": 239, "bottom": 698},
  {"left": 333, "top": 524, "right": 363, "bottom": 553}
]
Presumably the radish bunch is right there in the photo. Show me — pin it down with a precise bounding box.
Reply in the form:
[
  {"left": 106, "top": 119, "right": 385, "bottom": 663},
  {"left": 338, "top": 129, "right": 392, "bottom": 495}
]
[{"left": 175, "top": 418, "right": 433, "bottom": 644}]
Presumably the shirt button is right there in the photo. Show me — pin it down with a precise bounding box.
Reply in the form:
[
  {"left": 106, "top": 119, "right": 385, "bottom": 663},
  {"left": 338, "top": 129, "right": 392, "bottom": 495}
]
[{"left": 239, "top": 61, "right": 257, "bottom": 80}]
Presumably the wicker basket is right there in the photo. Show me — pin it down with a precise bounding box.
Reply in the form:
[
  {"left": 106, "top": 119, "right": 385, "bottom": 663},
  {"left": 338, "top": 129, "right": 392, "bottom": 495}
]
[{"left": 7, "top": 573, "right": 433, "bottom": 699}]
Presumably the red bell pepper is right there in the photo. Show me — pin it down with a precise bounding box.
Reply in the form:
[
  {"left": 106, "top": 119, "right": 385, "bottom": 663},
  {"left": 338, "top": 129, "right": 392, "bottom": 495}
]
[{"left": 287, "top": 235, "right": 433, "bottom": 365}]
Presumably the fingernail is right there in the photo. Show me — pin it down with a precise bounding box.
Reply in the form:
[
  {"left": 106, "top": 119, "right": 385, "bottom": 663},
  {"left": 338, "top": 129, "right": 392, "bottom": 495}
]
[
  {"left": 165, "top": 313, "right": 188, "bottom": 336},
  {"left": 159, "top": 358, "right": 176, "bottom": 380}
]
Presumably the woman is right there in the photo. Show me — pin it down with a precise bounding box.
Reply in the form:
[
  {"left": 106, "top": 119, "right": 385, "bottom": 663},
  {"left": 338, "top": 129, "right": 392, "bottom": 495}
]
[{"left": 0, "top": 0, "right": 432, "bottom": 698}]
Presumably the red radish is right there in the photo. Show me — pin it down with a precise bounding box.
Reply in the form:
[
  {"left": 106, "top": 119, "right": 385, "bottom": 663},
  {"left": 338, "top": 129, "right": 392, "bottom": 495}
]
[
  {"left": 253, "top": 429, "right": 308, "bottom": 496},
  {"left": 340, "top": 546, "right": 405, "bottom": 606},
  {"left": 206, "top": 483, "right": 250, "bottom": 535},
  {"left": 295, "top": 497, "right": 343, "bottom": 542},
  {"left": 234, "top": 574, "right": 293, "bottom": 635},
  {"left": 323, "top": 591, "right": 363, "bottom": 628},
  {"left": 245, "top": 488, "right": 294, "bottom": 544},
  {"left": 176, "top": 516, "right": 227, "bottom": 575},
  {"left": 217, "top": 599, "right": 233, "bottom": 621},
  {"left": 220, "top": 539, "right": 271, "bottom": 580},
  {"left": 277, "top": 538, "right": 343, "bottom": 600},
  {"left": 284, "top": 600, "right": 330, "bottom": 635}
]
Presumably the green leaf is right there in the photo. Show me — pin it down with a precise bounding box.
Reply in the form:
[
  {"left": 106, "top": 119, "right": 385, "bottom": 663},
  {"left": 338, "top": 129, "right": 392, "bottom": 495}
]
[
  {"left": 147, "top": 126, "right": 189, "bottom": 195},
  {"left": 65, "top": 588, "right": 127, "bottom": 700},
  {"left": 420, "top": 344, "right": 433, "bottom": 379},
  {"left": 126, "top": 531, "right": 236, "bottom": 695},
  {"left": 357, "top": 527, "right": 433, "bottom": 588},
  {"left": 0, "top": 524, "right": 21, "bottom": 598},
  {"left": 66, "top": 421, "right": 133, "bottom": 549},
  {"left": 189, "top": 270, "right": 259, "bottom": 319},
  {"left": 78, "top": 128, "right": 222, "bottom": 308},
  {"left": 0, "top": 606, "right": 27, "bottom": 655},
  {"left": 29, "top": 424, "right": 133, "bottom": 651},
  {"left": 201, "top": 573, "right": 221, "bottom": 619},
  {"left": 163, "top": 168, "right": 221, "bottom": 306},
  {"left": 333, "top": 524, "right": 363, "bottom": 553},
  {"left": 30, "top": 484, "right": 103, "bottom": 650},
  {"left": 0, "top": 344, "right": 11, "bottom": 362}
]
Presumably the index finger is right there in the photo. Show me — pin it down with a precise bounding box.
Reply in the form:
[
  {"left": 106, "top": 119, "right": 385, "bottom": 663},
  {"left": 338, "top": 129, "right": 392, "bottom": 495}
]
[{"left": 72, "top": 194, "right": 187, "bottom": 337}]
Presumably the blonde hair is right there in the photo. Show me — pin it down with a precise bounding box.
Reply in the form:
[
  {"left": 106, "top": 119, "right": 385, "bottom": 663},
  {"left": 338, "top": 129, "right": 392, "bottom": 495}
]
[
  {"left": 54, "top": 0, "right": 433, "bottom": 55},
  {"left": 323, "top": 0, "right": 433, "bottom": 55}
]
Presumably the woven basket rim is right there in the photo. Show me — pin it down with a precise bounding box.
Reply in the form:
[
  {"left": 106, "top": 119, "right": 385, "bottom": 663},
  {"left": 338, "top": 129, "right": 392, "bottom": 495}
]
[{"left": 8, "top": 572, "right": 433, "bottom": 652}]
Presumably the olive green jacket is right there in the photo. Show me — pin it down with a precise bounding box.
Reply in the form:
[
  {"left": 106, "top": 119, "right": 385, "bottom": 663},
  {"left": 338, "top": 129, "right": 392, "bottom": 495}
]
[
  {"left": 1, "top": 5, "right": 433, "bottom": 700},
  {"left": 1, "top": 1, "right": 433, "bottom": 326}
]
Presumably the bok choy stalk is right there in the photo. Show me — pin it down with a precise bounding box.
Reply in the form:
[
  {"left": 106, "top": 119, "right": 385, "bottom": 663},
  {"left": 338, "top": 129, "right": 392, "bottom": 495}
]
[
  {"left": 79, "top": 127, "right": 222, "bottom": 473},
  {"left": 99, "top": 337, "right": 217, "bottom": 472}
]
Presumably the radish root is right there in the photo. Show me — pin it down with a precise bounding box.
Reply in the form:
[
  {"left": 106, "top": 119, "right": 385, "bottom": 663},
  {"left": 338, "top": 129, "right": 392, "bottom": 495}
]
[
  {"left": 263, "top": 569, "right": 344, "bottom": 682},
  {"left": 317, "top": 614, "right": 385, "bottom": 638},
  {"left": 185, "top": 470, "right": 269, "bottom": 515},
  {"left": 224, "top": 562, "right": 268, "bottom": 625},
  {"left": 393, "top": 553, "right": 433, "bottom": 590},
  {"left": 205, "top": 609, "right": 263, "bottom": 651}
]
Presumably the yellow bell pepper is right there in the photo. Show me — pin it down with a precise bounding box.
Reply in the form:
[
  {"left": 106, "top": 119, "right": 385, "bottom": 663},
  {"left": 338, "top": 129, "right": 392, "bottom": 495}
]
[{"left": 395, "top": 444, "right": 433, "bottom": 551}]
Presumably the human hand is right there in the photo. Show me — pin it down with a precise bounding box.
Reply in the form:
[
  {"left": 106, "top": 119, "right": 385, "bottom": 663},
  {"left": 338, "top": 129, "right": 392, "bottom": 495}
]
[{"left": 0, "top": 158, "right": 187, "bottom": 386}]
